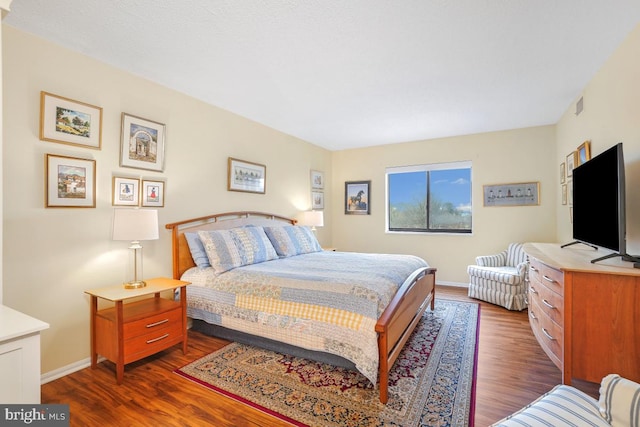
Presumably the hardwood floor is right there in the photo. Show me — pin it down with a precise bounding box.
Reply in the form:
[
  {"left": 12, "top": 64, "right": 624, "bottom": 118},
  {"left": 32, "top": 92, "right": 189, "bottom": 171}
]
[{"left": 41, "top": 285, "right": 596, "bottom": 426}]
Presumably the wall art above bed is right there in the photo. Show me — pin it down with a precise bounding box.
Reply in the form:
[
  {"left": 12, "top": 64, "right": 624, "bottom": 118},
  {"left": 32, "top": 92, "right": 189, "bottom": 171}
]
[
  {"left": 227, "top": 157, "right": 266, "bottom": 194},
  {"left": 45, "top": 153, "right": 96, "bottom": 208}
]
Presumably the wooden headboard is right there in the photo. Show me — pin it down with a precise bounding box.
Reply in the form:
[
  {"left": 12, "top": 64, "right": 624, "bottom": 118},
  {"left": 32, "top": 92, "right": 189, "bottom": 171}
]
[{"left": 165, "top": 211, "right": 296, "bottom": 279}]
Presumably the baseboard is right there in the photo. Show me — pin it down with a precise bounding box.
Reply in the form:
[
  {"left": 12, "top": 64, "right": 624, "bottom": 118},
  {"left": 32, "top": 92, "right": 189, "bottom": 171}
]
[
  {"left": 41, "top": 356, "right": 105, "bottom": 385},
  {"left": 436, "top": 280, "right": 468, "bottom": 288}
]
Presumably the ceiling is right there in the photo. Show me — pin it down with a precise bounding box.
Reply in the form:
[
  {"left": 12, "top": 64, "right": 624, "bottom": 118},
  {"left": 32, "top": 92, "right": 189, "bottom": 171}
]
[{"left": 5, "top": 1, "right": 640, "bottom": 151}]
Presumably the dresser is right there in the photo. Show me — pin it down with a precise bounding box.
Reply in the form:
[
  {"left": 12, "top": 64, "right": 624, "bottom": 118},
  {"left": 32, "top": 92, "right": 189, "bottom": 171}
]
[
  {"left": 0, "top": 305, "right": 49, "bottom": 403},
  {"left": 524, "top": 242, "right": 640, "bottom": 385},
  {"left": 85, "top": 277, "right": 189, "bottom": 383}
]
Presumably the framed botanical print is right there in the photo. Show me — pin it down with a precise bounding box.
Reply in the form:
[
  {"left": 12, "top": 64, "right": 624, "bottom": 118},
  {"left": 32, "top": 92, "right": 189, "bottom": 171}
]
[
  {"left": 311, "top": 170, "right": 324, "bottom": 189},
  {"left": 45, "top": 154, "right": 96, "bottom": 208},
  {"left": 112, "top": 176, "right": 140, "bottom": 206},
  {"left": 120, "top": 113, "right": 166, "bottom": 172},
  {"left": 141, "top": 179, "right": 165, "bottom": 207},
  {"left": 40, "top": 91, "right": 102, "bottom": 149}
]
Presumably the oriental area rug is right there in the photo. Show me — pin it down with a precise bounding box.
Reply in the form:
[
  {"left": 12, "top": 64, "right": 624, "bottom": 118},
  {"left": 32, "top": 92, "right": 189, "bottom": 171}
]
[{"left": 175, "top": 299, "right": 480, "bottom": 427}]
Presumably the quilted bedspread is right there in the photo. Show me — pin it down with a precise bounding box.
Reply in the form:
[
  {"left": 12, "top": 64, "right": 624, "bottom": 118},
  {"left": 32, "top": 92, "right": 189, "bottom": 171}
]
[{"left": 181, "top": 250, "right": 430, "bottom": 385}]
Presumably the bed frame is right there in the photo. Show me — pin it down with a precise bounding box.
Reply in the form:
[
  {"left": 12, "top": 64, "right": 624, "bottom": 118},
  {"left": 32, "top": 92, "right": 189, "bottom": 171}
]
[{"left": 165, "top": 211, "right": 436, "bottom": 403}]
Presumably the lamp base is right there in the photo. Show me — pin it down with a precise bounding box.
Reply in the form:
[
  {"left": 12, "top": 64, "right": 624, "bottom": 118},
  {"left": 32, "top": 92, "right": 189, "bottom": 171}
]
[{"left": 123, "top": 280, "right": 147, "bottom": 289}]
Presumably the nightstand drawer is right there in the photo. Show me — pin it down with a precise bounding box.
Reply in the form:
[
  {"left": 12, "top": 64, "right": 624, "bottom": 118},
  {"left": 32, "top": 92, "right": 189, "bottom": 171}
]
[
  {"left": 124, "top": 322, "right": 183, "bottom": 363},
  {"left": 124, "top": 306, "right": 182, "bottom": 338}
]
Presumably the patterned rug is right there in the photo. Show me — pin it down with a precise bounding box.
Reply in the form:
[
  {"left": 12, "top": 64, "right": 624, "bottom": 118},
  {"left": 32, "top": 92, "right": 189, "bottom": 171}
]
[{"left": 175, "top": 299, "right": 480, "bottom": 427}]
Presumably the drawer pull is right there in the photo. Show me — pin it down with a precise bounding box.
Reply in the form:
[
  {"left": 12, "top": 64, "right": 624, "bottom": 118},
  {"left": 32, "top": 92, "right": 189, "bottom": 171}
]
[
  {"left": 146, "top": 333, "right": 169, "bottom": 344},
  {"left": 542, "top": 275, "right": 557, "bottom": 284},
  {"left": 529, "top": 310, "right": 537, "bottom": 321},
  {"left": 529, "top": 265, "right": 538, "bottom": 272},
  {"left": 146, "top": 319, "right": 169, "bottom": 328},
  {"left": 530, "top": 286, "right": 538, "bottom": 295},
  {"left": 542, "top": 299, "right": 556, "bottom": 310},
  {"left": 541, "top": 328, "right": 555, "bottom": 340}
]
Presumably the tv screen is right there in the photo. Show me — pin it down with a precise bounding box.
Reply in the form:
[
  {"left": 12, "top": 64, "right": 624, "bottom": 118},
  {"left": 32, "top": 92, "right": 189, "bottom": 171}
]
[{"left": 571, "top": 142, "right": 625, "bottom": 257}]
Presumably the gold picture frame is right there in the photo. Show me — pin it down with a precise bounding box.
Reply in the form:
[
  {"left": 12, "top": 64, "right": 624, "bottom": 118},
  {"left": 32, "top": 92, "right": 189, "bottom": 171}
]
[
  {"left": 141, "top": 179, "right": 165, "bottom": 207},
  {"left": 45, "top": 154, "right": 96, "bottom": 208},
  {"left": 112, "top": 176, "right": 140, "bottom": 206},
  {"left": 566, "top": 151, "right": 578, "bottom": 177},
  {"left": 39, "top": 91, "right": 102, "bottom": 149},
  {"left": 577, "top": 141, "right": 591, "bottom": 165}
]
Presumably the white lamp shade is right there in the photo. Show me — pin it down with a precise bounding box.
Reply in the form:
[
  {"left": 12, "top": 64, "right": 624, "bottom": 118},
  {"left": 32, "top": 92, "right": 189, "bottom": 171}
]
[
  {"left": 112, "top": 209, "right": 159, "bottom": 241},
  {"left": 298, "top": 210, "right": 324, "bottom": 227}
]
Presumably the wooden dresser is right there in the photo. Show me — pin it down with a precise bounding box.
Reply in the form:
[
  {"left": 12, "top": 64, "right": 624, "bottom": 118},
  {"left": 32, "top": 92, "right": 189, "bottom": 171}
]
[{"left": 524, "top": 242, "right": 640, "bottom": 385}]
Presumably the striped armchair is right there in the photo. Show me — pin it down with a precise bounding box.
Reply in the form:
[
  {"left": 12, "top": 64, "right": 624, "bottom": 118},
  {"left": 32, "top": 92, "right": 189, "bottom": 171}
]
[{"left": 467, "top": 242, "right": 528, "bottom": 311}]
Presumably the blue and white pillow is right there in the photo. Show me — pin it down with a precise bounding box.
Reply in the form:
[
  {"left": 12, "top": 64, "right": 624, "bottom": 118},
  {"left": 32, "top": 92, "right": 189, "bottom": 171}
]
[
  {"left": 263, "top": 225, "right": 322, "bottom": 257},
  {"left": 197, "top": 226, "right": 278, "bottom": 274},
  {"left": 185, "top": 232, "right": 211, "bottom": 268}
]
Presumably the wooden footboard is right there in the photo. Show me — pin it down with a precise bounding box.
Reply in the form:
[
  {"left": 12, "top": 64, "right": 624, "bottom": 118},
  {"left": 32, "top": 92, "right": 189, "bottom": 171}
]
[{"left": 376, "top": 266, "right": 436, "bottom": 403}]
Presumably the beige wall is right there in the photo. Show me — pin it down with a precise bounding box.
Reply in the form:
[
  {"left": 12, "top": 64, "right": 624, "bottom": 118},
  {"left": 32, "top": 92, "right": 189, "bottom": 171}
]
[
  {"left": 331, "top": 126, "right": 558, "bottom": 284},
  {"left": 2, "top": 26, "right": 331, "bottom": 375},
  {"left": 556, "top": 23, "right": 640, "bottom": 256}
]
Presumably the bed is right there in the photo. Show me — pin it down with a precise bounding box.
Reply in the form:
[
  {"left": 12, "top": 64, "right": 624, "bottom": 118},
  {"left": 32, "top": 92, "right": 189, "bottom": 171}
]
[{"left": 165, "top": 211, "right": 436, "bottom": 403}]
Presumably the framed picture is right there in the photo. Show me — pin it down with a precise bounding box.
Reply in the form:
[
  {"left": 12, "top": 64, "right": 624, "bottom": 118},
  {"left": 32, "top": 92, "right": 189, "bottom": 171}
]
[
  {"left": 120, "top": 113, "right": 166, "bottom": 172},
  {"left": 483, "top": 182, "right": 540, "bottom": 207},
  {"left": 112, "top": 176, "right": 140, "bottom": 206},
  {"left": 39, "top": 91, "right": 102, "bottom": 149},
  {"left": 562, "top": 184, "right": 568, "bottom": 205},
  {"left": 566, "top": 151, "right": 577, "bottom": 177},
  {"left": 311, "top": 170, "right": 324, "bottom": 189},
  {"left": 227, "top": 157, "right": 266, "bottom": 194},
  {"left": 311, "top": 191, "right": 324, "bottom": 209},
  {"left": 560, "top": 162, "right": 566, "bottom": 184},
  {"left": 141, "top": 179, "right": 165, "bottom": 207},
  {"left": 45, "top": 154, "right": 96, "bottom": 208},
  {"left": 567, "top": 179, "right": 573, "bottom": 206},
  {"left": 577, "top": 141, "right": 591, "bottom": 165},
  {"left": 345, "top": 180, "right": 370, "bottom": 215}
]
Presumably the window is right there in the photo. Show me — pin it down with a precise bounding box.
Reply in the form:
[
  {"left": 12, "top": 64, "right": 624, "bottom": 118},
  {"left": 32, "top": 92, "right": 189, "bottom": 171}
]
[{"left": 386, "top": 161, "right": 472, "bottom": 233}]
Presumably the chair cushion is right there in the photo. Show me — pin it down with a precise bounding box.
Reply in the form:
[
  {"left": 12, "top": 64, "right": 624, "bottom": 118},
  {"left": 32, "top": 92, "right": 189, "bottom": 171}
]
[
  {"left": 492, "top": 384, "right": 608, "bottom": 427},
  {"left": 467, "top": 265, "right": 523, "bottom": 285}
]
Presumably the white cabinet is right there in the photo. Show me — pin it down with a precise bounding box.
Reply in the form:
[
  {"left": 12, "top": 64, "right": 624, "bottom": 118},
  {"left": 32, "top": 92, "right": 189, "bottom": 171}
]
[{"left": 0, "top": 305, "right": 49, "bottom": 403}]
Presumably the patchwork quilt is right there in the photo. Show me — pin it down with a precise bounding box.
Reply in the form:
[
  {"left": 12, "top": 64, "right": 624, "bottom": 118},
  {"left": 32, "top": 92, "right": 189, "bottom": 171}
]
[{"left": 181, "top": 250, "right": 429, "bottom": 385}]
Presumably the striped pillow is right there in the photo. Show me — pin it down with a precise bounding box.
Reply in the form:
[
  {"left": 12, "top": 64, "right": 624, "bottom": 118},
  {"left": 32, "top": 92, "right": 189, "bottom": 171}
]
[
  {"left": 599, "top": 374, "right": 640, "bottom": 427},
  {"left": 198, "top": 227, "right": 278, "bottom": 274},
  {"left": 263, "top": 225, "right": 322, "bottom": 257}
]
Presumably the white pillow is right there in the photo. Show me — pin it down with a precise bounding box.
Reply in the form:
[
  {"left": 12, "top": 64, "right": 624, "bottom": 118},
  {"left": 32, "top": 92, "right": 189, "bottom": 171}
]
[{"left": 598, "top": 373, "right": 640, "bottom": 427}]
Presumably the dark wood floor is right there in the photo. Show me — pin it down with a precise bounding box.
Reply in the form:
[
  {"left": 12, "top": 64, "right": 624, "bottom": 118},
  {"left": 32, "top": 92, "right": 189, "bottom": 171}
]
[{"left": 41, "top": 286, "right": 597, "bottom": 426}]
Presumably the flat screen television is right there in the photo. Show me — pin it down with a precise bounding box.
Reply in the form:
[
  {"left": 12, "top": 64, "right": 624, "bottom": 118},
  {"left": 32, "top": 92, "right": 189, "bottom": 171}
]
[{"left": 563, "top": 142, "right": 636, "bottom": 264}]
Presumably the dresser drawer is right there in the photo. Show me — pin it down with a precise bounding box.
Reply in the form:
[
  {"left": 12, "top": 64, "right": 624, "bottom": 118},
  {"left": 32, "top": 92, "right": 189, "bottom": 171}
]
[
  {"left": 528, "top": 298, "right": 563, "bottom": 368},
  {"left": 529, "top": 279, "right": 563, "bottom": 326},
  {"left": 529, "top": 257, "right": 564, "bottom": 296},
  {"left": 123, "top": 306, "right": 182, "bottom": 338}
]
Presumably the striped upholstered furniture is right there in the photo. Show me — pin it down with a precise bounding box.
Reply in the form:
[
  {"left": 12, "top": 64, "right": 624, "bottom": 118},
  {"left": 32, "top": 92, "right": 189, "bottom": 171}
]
[
  {"left": 467, "top": 242, "right": 528, "bottom": 310},
  {"left": 492, "top": 374, "right": 640, "bottom": 426}
]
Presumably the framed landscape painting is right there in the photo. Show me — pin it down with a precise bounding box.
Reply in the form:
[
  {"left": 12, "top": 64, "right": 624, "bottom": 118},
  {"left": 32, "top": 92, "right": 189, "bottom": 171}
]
[
  {"left": 45, "top": 154, "right": 96, "bottom": 208},
  {"left": 40, "top": 91, "right": 102, "bottom": 149}
]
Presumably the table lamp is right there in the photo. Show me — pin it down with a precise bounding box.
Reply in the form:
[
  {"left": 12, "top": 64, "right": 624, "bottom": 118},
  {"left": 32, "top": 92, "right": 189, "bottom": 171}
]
[
  {"left": 297, "top": 210, "right": 324, "bottom": 232},
  {"left": 112, "top": 208, "right": 159, "bottom": 288}
]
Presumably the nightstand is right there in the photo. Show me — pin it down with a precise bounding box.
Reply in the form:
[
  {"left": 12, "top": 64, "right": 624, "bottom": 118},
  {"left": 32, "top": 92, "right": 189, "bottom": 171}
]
[{"left": 85, "top": 277, "right": 189, "bottom": 384}]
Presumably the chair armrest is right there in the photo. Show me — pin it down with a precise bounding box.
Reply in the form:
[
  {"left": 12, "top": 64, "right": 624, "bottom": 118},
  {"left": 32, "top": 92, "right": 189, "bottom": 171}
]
[
  {"left": 516, "top": 261, "right": 529, "bottom": 279},
  {"left": 476, "top": 250, "right": 507, "bottom": 267}
]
